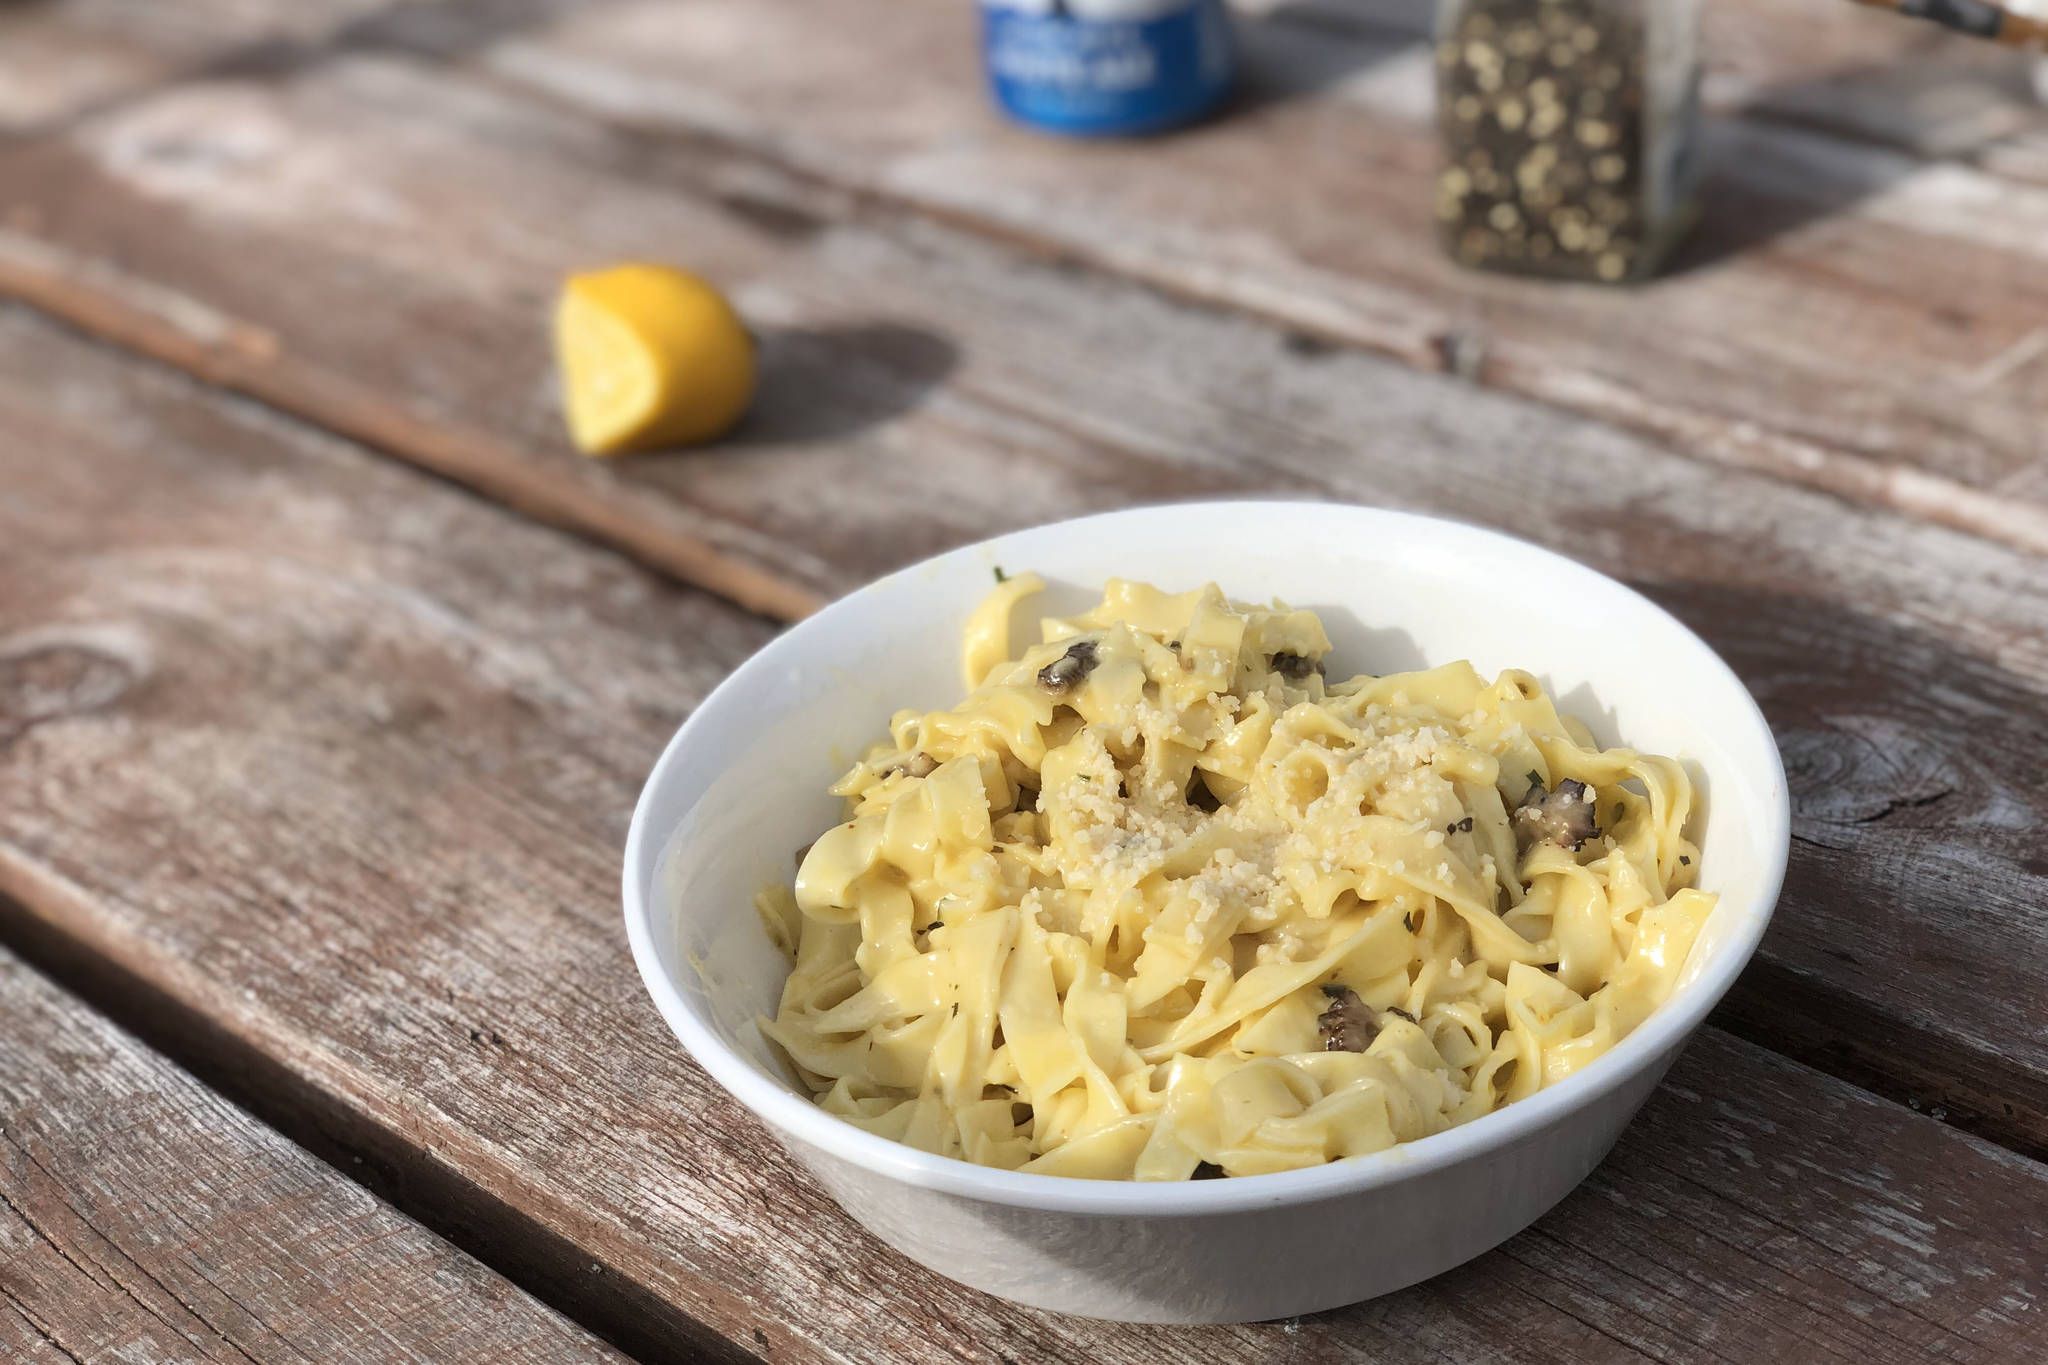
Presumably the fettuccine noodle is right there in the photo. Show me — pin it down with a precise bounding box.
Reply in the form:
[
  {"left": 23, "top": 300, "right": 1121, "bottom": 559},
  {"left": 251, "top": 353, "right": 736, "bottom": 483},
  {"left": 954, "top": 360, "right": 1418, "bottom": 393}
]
[{"left": 757, "top": 577, "right": 1713, "bottom": 1180}]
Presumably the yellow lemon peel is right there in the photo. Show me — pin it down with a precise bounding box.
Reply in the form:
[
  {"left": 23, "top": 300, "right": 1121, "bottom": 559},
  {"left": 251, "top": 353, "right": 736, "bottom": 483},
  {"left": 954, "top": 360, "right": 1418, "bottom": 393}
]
[{"left": 555, "top": 264, "right": 755, "bottom": 455}]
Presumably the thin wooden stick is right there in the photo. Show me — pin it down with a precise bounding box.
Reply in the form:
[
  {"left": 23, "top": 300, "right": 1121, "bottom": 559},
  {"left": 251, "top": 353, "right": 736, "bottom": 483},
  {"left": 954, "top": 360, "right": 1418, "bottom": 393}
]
[{"left": 1848, "top": 0, "right": 2048, "bottom": 47}]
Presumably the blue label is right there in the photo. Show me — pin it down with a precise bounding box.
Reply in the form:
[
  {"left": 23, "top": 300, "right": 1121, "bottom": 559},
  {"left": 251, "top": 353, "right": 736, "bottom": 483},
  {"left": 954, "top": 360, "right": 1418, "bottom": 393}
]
[{"left": 980, "top": 0, "right": 1235, "bottom": 137}]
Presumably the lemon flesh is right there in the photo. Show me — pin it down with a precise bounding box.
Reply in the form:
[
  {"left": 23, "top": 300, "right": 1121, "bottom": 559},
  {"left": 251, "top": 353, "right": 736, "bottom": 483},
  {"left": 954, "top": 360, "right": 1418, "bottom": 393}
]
[{"left": 555, "top": 264, "right": 755, "bottom": 455}]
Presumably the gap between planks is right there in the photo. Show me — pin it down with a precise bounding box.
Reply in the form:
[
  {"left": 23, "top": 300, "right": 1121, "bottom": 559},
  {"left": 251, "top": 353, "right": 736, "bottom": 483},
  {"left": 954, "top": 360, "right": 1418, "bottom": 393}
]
[
  {"left": 355, "top": 35, "right": 2048, "bottom": 570},
  {"left": 0, "top": 885, "right": 765, "bottom": 1365},
  {"left": 436, "top": 0, "right": 2048, "bottom": 564},
  {"left": 0, "top": 941, "right": 640, "bottom": 1365},
  {"left": 2, "top": 0, "right": 2045, "bottom": 1165},
  {"left": 2, "top": 301, "right": 2045, "bottom": 1365},
  {"left": 6, "top": 852, "right": 2046, "bottom": 1365},
  {"left": 500, "top": 88, "right": 2048, "bottom": 566},
  {"left": 3, "top": 89, "right": 2046, "bottom": 1159},
  {"left": 4, "top": 0, "right": 2048, "bottom": 615},
  {"left": 1, "top": 86, "right": 2040, "bottom": 642},
  {"left": 0, "top": 231, "right": 822, "bottom": 623},
  {"left": 0, "top": 10, "right": 2031, "bottom": 1350},
  {"left": 0, "top": 304, "right": 777, "bottom": 1365}
]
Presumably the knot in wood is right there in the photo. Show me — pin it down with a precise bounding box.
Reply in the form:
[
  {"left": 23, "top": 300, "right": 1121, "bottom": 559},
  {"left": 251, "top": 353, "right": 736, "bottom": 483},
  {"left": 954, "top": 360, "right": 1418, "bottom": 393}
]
[{"left": 0, "top": 629, "right": 145, "bottom": 739}]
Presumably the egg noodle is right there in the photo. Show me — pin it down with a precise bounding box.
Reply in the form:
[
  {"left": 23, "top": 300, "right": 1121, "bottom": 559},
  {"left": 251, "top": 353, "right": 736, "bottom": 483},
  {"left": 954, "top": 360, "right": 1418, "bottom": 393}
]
[{"left": 756, "top": 577, "right": 1713, "bottom": 1180}]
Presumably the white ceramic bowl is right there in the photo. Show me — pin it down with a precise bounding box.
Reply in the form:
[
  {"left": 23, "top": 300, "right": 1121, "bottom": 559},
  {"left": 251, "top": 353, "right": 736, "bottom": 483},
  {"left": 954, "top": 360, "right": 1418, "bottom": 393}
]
[{"left": 623, "top": 502, "right": 1789, "bottom": 1323}]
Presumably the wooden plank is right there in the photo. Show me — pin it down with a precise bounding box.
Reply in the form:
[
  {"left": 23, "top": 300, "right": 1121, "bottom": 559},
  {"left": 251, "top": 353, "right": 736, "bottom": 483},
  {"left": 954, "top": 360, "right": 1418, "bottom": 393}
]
[
  {"left": 436, "top": 0, "right": 2048, "bottom": 556},
  {"left": 2, "top": 306, "right": 2046, "bottom": 1365},
  {"left": 0, "top": 0, "right": 424, "bottom": 135},
  {"left": 0, "top": 54, "right": 2044, "bottom": 1149},
  {"left": 1261, "top": 0, "right": 2048, "bottom": 195},
  {"left": 1280, "top": 0, "right": 2048, "bottom": 224},
  {"left": 1237, "top": 0, "right": 2048, "bottom": 161},
  {"left": 0, "top": 945, "right": 630, "bottom": 1365},
  {"left": 1699, "top": 1, "right": 2048, "bottom": 162}
]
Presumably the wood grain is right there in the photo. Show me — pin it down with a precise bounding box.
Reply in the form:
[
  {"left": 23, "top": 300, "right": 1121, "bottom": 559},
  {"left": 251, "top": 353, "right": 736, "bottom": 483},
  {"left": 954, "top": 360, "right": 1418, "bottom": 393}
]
[
  {"left": 1237, "top": 0, "right": 2048, "bottom": 161},
  {"left": 1700, "top": 0, "right": 2048, "bottom": 160},
  {"left": 439, "top": 0, "right": 2048, "bottom": 554},
  {"left": 1, "top": 53, "right": 2044, "bottom": 1149},
  {"left": 0, "top": 0, "right": 427, "bottom": 135},
  {"left": 0, "top": 306, "right": 2045, "bottom": 1363},
  {"left": 0, "top": 945, "right": 630, "bottom": 1365}
]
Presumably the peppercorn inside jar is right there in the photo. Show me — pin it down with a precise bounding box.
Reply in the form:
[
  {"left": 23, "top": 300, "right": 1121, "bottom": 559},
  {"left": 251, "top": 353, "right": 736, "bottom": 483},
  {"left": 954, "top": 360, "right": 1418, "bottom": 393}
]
[{"left": 1435, "top": 0, "right": 1702, "bottom": 283}]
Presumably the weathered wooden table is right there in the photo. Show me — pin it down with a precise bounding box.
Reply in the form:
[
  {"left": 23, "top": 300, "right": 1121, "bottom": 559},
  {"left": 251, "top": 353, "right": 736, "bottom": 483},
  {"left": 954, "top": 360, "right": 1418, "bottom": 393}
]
[{"left": 2, "top": 1, "right": 2044, "bottom": 1361}]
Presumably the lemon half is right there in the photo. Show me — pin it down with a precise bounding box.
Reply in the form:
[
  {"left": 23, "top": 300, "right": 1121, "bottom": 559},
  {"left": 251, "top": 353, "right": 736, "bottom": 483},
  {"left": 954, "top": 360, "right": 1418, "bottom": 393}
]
[{"left": 555, "top": 264, "right": 755, "bottom": 455}]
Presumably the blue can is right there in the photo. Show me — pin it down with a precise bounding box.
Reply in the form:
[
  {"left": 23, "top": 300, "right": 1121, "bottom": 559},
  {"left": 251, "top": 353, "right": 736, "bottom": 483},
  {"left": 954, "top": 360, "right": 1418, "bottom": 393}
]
[{"left": 979, "top": 0, "right": 1235, "bottom": 138}]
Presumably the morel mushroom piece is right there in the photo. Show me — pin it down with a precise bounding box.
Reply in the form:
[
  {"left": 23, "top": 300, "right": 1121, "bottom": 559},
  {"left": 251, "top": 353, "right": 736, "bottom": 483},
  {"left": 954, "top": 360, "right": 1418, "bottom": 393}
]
[
  {"left": 1513, "top": 776, "right": 1602, "bottom": 851},
  {"left": 1037, "top": 639, "right": 1099, "bottom": 694},
  {"left": 893, "top": 752, "right": 938, "bottom": 779},
  {"left": 1268, "top": 651, "right": 1325, "bottom": 681},
  {"left": 1318, "top": 986, "right": 1378, "bottom": 1052}
]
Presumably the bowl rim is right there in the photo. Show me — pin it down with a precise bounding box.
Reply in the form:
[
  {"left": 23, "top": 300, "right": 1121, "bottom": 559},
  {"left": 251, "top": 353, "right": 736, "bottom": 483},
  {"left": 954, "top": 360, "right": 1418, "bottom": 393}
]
[{"left": 623, "top": 500, "right": 1790, "bottom": 1216}]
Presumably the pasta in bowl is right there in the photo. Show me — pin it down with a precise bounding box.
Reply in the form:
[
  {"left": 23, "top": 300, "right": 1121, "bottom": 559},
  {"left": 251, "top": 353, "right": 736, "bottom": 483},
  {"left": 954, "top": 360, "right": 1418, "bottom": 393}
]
[
  {"left": 759, "top": 577, "right": 1714, "bottom": 1181},
  {"left": 623, "top": 502, "right": 1788, "bottom": 1322}
]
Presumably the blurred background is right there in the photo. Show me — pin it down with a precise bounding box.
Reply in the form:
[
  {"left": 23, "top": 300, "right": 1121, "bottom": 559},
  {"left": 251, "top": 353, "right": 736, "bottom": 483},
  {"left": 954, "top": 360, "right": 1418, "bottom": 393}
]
[{"left": 2, "top": 0, "right": 2044, "bottom": 604}]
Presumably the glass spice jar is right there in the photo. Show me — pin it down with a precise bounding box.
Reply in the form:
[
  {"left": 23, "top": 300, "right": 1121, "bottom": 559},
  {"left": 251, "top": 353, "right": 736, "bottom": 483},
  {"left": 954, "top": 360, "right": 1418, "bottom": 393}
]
[{"left": 1434, "top": 0, "right": 1704, "bottom": 283}]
